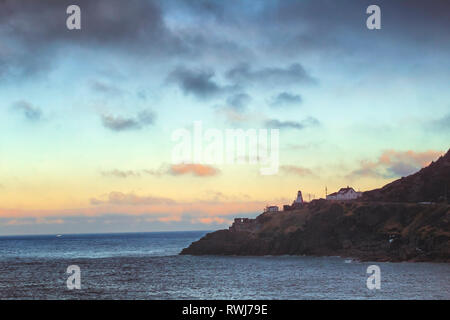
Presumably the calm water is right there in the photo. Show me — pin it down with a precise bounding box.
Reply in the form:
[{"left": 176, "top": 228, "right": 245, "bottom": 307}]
[{"left": 0, "top": 231, "right": 449, "bottom": 299}]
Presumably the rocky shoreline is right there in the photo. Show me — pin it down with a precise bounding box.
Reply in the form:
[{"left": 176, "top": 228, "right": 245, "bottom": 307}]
[{"left": 180, "top": 200, "right": 450, "bottom": 262}]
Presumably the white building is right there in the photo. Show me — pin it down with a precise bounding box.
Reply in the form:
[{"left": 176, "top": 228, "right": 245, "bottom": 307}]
[
  {"left": 265, "top": 205, "right": 279, "bottom": 212},
  {"left": 326, "top": 186, "right": 362, "bottom": 201}
]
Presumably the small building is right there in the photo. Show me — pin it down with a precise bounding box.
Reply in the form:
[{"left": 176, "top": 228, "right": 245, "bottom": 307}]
[
  {"left": 265, "top": 205, "right": 279, "bottom": 212},
  {"left": 283, "top": 190, "right": 305, "bottom": 211},
  {"left": 229, "top": 217, "right": 257, "bottom": 232},
  {"left": 326, "top": 186, "right": 362, "bottom": 201}
]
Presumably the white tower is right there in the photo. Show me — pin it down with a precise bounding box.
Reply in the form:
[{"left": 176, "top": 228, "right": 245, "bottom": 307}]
[{"left": 295, "top": 190, "right": 303, "bottom": 204}]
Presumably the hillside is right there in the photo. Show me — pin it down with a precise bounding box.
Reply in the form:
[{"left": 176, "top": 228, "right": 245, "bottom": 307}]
[
  {"left": 362, "top": 149, "right": 450, "bottom": 202},
  {"left": 181, "top": 201, "right": 449, "bottom": 262},
  {"left": 181, "top": 150, "right": 450, "bottom": 262}
]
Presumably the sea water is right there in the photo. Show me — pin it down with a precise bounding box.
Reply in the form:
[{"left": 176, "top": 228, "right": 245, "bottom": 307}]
[{"left": 0, "top": 231, "right": 448, "bottom": 299}]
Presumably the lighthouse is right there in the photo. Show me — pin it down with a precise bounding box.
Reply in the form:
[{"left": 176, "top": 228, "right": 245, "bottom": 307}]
[{"left": 294, "top": 190, "right": 303, "bottom": 204}]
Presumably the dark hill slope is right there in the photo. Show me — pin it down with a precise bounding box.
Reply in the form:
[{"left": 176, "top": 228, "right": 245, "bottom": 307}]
[
  {"left": 181, "top": 149, "right": 450, "bottom": 262},
  {"left": 362, "top": 149, "right": 450, "bottom": 203},
  {"left": 181, "top": 201, "right": 449, "bottom": 262}
]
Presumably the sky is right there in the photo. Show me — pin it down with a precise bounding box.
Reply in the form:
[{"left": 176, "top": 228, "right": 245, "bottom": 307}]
[{"left": 0, "top": 0, "right": 449, "bottom": 235}]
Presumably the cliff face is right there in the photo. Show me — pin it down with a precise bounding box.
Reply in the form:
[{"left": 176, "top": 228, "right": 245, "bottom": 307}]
[
  {"left": 181, "top": 201, "right": 450, "bottom": 262},
  {"left": 181, "top": 150, "right": 450, "bottom": 262}
]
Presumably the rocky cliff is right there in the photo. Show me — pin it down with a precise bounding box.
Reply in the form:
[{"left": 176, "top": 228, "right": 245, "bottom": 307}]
[{"left": 180, "top": 149, "right": 450, "bottom": 262}]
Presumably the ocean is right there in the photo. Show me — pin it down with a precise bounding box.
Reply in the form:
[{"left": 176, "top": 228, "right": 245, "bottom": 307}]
[{"left": 0, "top": 231, "right": 448, "bottom": 300}]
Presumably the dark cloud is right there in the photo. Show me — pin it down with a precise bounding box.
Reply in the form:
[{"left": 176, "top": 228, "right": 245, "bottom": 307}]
[
  {"left": 265, "top": 117, "right": 319, "bottom": 130},
  {"left": 2, "top": 0, "right": 450, "bottom": 82},
  {"left": 270, "top": 92, "right": 302, "bottom": 107},
  {"left": 226, "top": 93, "right": 251, "bottom": 111},
  {"left": 101, "top": 115, "right": 140, "bottom": 131},
  {"left": 12, "top": 101, "right": 42, "bottom": 121},
  {"left": 0, "top": 0, "right": 179, "bottom": 48},
  {"left": 101, "top": 110, "right": 155, "bottom": 132},
  {"left": 91, "top": 81, "right": 123, "bottom": 95},
  {"left": 226, "top": 63, "right": 316, "bottom": 86},
  {"left": 168, "top": 67, "right": 236, "bottom": 99},
  {"left": 165, "top": 0, "right": 231, "bottom": 22},
  {"left": 0, "top": 0, "right": 184, "bottom": 80},
  {"left": 257, "top": 0, "right": 450, "bottom": 57}
]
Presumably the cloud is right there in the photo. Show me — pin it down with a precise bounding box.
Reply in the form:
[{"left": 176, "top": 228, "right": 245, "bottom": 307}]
[
  {"left": 12, "top": 100, "right": 42, "bottom": 121},
  {"left": 0, "top": 191, "right": 290, "bottom": 234},
  {"left": 100, "top": 164, "right": 219, "bottom": 178},
  {"left": 386, "top": 162, "right": 419, "bottom": 177},
  {"left": 226, "top": 93, "right": 251, "bottom": 111},
  {"left": 270, "top": 92, "right": 302, "bottom": 107},
  {"left": 347, "top": 149, "right": 445, "bottom": 179},
  {"left": 169, "top": 164, "right": 220, "bottom": 177},
  {"left": 280, "top": 165, "right": 313, "bottom": 177},
  {"left": 91, "top": 81, "right": 124, "bottom": 95},
  {"left": 346, "top": 160, "right": 380, "bottom": 179},
  {"left": 0, "top": 214, "right": 233, "bottom": 235},
  {"left": 101, "top": 109, "right": 155, "bottom": 131},
  {"left": 167, "top": 66, "right": 236, "bottom": 99},
  {"left": 101, "top": 169, "right": 141, "bottom": 178},
  {"left": 226, "top": 63, "right": 316, "bottom": 86},
  {"left": 90, "top": 191, "right": 176, "bottom": 206},
  {"left": 378, "top": 150, "right": 444, "bottom": 168},
  {"left": 265, "top": 117, "right": 319, "bottom": 130},
  {"left": 3, "top": 0, "right": 450, "bottom": 83},
  {"left": 0, "top": 217, "right": 64, "bottom": 226},
  {"left": 430, "top": 113, "right": 450, "bottom": 132},
  {"left": 0, "top": 1, "right": 182, "bottom": 80},
  {"left": 256, "top": 0, "right": 450, "bottom": 58},
  {"left": 101, "top": 115, "right": 140, "bottom": 131},
  {"left": 192, "top": 216, "right": 230, "bottom": 225},
  {"left": 217, "top": 107, "right": 249, "bottom": 124},
  {"left": 285, "top": 141, "right": 324, "bottom": 151},
  {"left": 142, "top": 167, "right": 167, "bottom": 177}
]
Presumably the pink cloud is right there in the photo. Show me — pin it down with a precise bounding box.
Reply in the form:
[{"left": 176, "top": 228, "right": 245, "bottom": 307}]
[{"left": 169, "top": 164, "right": 220, "bottom": 177}]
